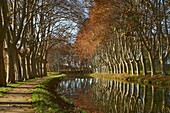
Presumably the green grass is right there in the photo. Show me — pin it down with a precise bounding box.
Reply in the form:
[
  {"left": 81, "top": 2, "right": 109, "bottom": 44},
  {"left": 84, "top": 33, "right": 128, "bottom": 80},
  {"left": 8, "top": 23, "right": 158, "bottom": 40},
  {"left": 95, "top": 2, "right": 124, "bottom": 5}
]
[
  {"left": 47, "top": 72, "right": 60, "bottom": 75},
  {"left": 32, "top": 75, "right": 65, "bottom": 113},
  {"left": 0, "top": 78, "right": 38, "bottom": 96},
  {"left": 32, "top": 74, "right": 76, "bottom": 113},
  {"left": 32, "top": 74, "right": 87, "bottom": 113}
]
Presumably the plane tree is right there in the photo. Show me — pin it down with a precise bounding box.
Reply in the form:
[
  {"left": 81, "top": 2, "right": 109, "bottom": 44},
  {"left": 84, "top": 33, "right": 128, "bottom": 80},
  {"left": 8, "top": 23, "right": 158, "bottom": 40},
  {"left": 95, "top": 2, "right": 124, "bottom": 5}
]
[
  {"left": 75, "top": 0, "right": 170, "bottom": 76},
  {"left": 0, "top": 0, "right": 8, "bottom": 86},
  {"left": 0, "top": 0, "right": 93, "bottom": 85}
]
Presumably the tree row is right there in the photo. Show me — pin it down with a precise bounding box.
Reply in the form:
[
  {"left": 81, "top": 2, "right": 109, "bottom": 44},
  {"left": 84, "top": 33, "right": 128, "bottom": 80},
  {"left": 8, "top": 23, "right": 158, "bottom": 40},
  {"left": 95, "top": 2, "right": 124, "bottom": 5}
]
[
  {"left": 74, "top": 0, "right": 170, "bottom": 76},
  {"left": 0, "top": 0, "right": 91, "bottom": 86}
]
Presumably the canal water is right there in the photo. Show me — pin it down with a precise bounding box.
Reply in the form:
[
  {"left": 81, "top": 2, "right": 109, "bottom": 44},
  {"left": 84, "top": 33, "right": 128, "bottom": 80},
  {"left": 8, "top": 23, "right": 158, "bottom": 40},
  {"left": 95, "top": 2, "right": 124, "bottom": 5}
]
[{"left": 57, "top": 77, "right": 170, "bottom": 113}]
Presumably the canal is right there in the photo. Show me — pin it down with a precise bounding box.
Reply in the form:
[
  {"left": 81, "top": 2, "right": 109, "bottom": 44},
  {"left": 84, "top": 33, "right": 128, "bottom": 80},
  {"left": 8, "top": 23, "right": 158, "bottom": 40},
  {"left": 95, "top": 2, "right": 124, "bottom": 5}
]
[{"left": 57, "top": 76, "right": 170, "bottom": 113}]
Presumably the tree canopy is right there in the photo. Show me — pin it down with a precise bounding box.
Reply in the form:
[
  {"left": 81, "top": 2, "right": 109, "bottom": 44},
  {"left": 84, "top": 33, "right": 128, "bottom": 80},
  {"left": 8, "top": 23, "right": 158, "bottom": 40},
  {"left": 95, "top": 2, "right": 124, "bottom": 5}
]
[{"left": 0, "top": 0, "right": 93, "bottom": 86}]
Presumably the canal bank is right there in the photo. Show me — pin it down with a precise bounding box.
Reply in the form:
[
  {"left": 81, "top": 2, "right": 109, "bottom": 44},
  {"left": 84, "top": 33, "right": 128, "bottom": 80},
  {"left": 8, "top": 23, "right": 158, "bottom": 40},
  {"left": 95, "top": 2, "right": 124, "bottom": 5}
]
[
  {"left": 88, "top": 73, "right": 170, "bottom": 88},
  {"left": 32, "top": 74, "right": 86, "bottom": 113}
]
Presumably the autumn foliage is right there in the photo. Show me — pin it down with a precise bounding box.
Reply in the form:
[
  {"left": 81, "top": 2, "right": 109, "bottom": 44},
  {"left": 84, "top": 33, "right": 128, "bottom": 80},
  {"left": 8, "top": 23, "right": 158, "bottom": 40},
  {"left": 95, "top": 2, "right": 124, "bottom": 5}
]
[
  {"left": 74, "top": 0, "right": 117, "bottom": 61},
  {"left": 74, "top": 0, "right": 170, "bottom": 76}
]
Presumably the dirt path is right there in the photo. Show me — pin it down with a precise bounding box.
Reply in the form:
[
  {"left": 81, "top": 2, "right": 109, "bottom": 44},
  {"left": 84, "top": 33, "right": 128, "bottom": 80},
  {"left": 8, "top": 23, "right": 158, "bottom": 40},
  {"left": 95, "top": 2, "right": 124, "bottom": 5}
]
[{"left": 0, "top": 78, "right": 46, "bottom": 113}]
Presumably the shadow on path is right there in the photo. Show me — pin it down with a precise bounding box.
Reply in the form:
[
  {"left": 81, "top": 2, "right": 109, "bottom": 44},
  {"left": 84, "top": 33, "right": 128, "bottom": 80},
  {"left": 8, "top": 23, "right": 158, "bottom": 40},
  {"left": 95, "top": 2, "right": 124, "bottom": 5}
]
[{"left": 0, "top": 78, "right": 46, "bottom": 113}]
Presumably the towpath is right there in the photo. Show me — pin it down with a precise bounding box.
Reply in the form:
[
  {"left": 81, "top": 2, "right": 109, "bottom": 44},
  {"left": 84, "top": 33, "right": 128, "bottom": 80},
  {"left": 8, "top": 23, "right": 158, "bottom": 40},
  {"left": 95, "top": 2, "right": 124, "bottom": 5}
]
[{"left": 0, "top": 78, "right": 46, "bottom": 113}]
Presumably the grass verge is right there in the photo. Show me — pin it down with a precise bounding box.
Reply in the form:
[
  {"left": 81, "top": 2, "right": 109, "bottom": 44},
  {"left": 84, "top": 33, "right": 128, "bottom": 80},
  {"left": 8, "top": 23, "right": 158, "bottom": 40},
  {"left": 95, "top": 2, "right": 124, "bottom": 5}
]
[
  {"left": 88, "top": 73, "right": 170, "bottom": 87},
  {"left": 32, "top": 74, "right": 83, "bottom": 113}
]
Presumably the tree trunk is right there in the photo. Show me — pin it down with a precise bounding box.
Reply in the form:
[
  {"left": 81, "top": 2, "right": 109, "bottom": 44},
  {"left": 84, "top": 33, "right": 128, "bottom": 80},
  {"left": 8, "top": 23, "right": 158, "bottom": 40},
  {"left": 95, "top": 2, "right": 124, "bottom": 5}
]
[
  {"left": 39, "top": 57, "right": 43, "bottom": 77},
  {"left": 135, "top": 60, "right": 140, "bottom": 76},
  {"left": 113, "top": 65, "right": 115, "bottom": 74},
  {"left": 6, "top": 43, "right": 15, "bottom": 83},
  {"left": 160, "top": 57, "right": 167, "bottom": 76},
  {"left": 43, "top": 53, "right": 48, "bottom": 76},
  {"left": 115, "top": 64, "right": 119, "bottom": 74},
  {"left": 130, "top": 61, "right": 134, "bottom": 75},
  {"left": 0, "top": 41, "right": 6, "bottom": 86},
  {"left": 43, "top": 60, "right": 47, "bottom": 76},
  {"left": 0, "top": 0, "right": 7, "bottom": 86},
  {"left": 20, "top": 55, "right": 27, "bottom": 80},
  {"left": 148, "top": 52, "right": 156, "bottom": 76},
  {"left": 125, "top": 61, "right": 129, "bottom": 74},
  {"left": 26, "top": 55, "right": 31, "bottom": 79},
  {"left": 37, "top": 58, "right": 40, "bottom": 76},
  {"left": 31, "top": 53, "right": 36, "bottom": 78},
  {"left": 141, "top": 52, "right": 147, "bottom": 76},
  {"left": 14, "top": 50, "right": 22, "bottom": 82},
  {"left": 108, "top": 61, "right": 113, "bottom": 73},
  {"left": 119, "top": 63, "right": 122, "bottom": 73},
  {"left": 122, "top": 61, "right": 125, "bottom": 73}
]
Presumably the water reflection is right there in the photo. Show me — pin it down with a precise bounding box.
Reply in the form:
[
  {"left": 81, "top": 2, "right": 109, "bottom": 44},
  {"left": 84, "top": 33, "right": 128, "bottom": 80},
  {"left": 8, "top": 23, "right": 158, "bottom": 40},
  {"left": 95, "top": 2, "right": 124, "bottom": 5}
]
[{"left": 57, "top": 77, "right": 170, "bottom": 113}]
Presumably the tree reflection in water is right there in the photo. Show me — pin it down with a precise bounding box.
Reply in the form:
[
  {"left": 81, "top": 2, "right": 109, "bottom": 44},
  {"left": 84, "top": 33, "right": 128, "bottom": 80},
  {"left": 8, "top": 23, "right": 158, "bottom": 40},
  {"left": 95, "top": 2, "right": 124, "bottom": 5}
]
[{"left": 57, "top": 77, "right": 170, "bottom": 113}]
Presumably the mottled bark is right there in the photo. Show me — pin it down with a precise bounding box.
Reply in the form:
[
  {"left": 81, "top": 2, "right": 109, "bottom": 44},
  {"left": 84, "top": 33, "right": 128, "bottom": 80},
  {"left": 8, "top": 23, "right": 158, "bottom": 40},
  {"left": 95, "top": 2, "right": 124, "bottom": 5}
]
[
  {"left": 130, "top": 61, "right": 134, "bottom": 75},
  {"left": 119, "top": 63, "right": 122, "bottom": 73},
  {"left": 148, "top": 52, "right": 156, "bottom": 76},
  {"left": 135, "top": 60, "right": 140, "bottom": 76},
  {"left": 15, "top": 50, "right": 22, "bottom": 81},
  {"left": 0, "top": 0, "right": 7, "bottom": 86},
  {"left": 6, "top": 43, "right": 15, "bottom": 83},
  {"left": 160, "top": 58, "right": 167, "bottom": 76},
  {"left": 20, "top": 54, "right": 27, "bottom": 80},
  {"left": 124, "top": 61, "right": 129, "bottom": 74},
  {"left": 0, "top": 42, "right": 6, "bottom": 86},
  {"left": 122, "top": 61, "right": 125, "bottom": 73},
  {"left": 140, "top": 50, "right": 147, "bottom": 76}
]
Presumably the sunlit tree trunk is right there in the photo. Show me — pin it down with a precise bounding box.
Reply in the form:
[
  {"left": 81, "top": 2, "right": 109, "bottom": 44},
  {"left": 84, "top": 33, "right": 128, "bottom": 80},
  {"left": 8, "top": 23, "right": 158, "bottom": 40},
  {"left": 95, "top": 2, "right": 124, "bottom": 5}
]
[
  {"left": 119, "top": 63, "right": 122, "bottom": 73},
  {"left": 125, "top": 61, "right": 129, "bottom": 74},
  {"left": 140, "top": 49, "right": 147, "bottom": 76},
  {"left": 148, "top": 52, "right": 156, "bottom": 76},
  {"left": 113, "top": 65, "right": 116, "bottom": 74},
  {"left": 130, "top": 61, "right": 134, "bottom": 75},
  {"left": 160, "top": 58, "right": 167, "bottom": 76},
  {"left": 135, "top": 60, "right": 140, "bottom": 76}
]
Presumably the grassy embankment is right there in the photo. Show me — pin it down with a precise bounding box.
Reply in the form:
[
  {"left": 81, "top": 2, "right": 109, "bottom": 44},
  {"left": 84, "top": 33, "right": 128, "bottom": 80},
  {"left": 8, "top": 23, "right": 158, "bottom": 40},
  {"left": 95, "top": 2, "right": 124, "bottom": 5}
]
[
  {"left": 32, "top": 73, "right": 86, "bottom": 113},
  {"left": 88, "top": 73, "right": 170, "bottom": 87}
]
